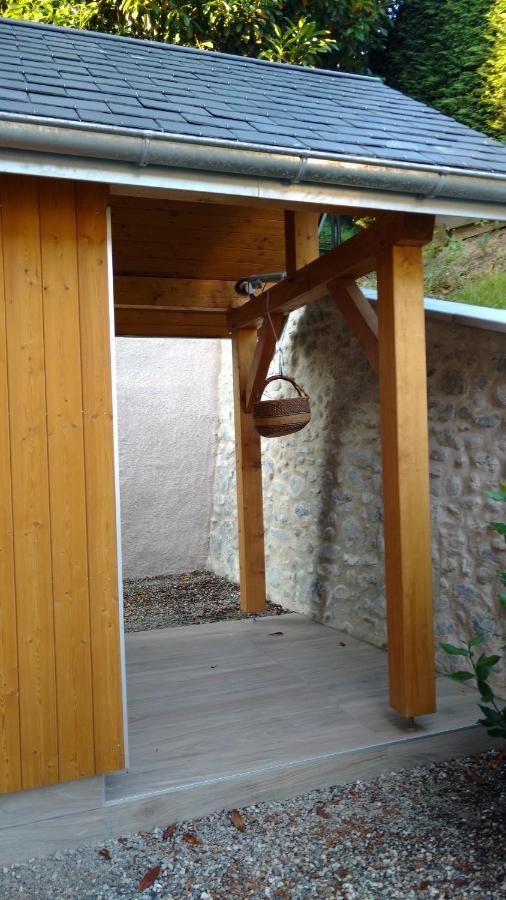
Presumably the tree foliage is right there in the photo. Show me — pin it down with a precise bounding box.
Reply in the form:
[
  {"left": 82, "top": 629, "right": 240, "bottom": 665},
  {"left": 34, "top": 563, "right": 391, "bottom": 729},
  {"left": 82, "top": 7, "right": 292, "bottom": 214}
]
[
  {"left": 375, "top": 0, "right": 506, "bottom": 139},
  {"left": 0, "top": 0, "right": 394, "bottom": 71}
]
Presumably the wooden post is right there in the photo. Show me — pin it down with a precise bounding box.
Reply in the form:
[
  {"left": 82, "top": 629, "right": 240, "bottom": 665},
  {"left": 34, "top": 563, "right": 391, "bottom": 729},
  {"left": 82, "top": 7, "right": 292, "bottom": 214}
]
[
  {"left": 377, "top": 244, "right": 436, "bottom": 718},
  {"left": 232, "top": 328, "right": 267, "bottom": 613}
]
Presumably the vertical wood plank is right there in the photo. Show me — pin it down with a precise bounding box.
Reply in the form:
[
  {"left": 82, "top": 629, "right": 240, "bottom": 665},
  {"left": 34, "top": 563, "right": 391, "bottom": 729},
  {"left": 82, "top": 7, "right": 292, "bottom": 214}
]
[
  {"left": 284, "top": 210, "right": 320, "bottom": 274},
  {"left": 232, "top": 328, "right": 266, "bottom": 613},
  {"left": 377, "top": 243, "right": 435, "bottom": 717},
  {"left": 39, "top": 180, "right": 95, "bottom": 781},
  {"left": 2, "top": 175, "right": 58, "bottom": 788},
  {"left": 0, "top": 183, "right": 21, "bottom": 793},
  {"left": 76, "top": 182, "right": 124, "bottom": 774}
]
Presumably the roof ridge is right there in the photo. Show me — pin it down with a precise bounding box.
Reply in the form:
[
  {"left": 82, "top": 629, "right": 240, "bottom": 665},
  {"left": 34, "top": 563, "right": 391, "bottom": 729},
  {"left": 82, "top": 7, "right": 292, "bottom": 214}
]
[{"left": 0, "top": 15, "right": 378, "bottom": 83}]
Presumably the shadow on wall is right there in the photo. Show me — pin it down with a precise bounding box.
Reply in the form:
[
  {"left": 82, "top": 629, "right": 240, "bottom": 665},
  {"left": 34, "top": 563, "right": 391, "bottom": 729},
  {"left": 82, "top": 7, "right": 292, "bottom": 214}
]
[
  {"left": 207, "top": 300, "right": 506, "bottom": 693},
  {"left": 115, "top": 337, "right": 222, "bottom": 579}
]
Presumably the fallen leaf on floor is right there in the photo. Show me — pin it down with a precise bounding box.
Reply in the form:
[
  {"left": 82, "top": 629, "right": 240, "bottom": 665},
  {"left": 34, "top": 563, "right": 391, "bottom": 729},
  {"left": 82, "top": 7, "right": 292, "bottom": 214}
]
[
  {"left": 98, "top": 848, "right": 111, "bottom": 861},
  {"left": 183, "top": 832, "right": 202, "bottom": 845},
  {"left": 162, "top": 823, "right": 177, "bottom": 840},
  {"left": 465, "top": 767, "right": 487, "bottom": 785},
  {"left": 138, "top": 865, "right": 161, "bottom": 892},
  {"left": 269, "top": 631, "right": 284, "bottom": 636},
  {"left": 230, "top": 809, "right": 246, "bottom": 832},
  {"left": 490, "top": 748, "right": 506, "bottom": 769},
  {"left": 315, "top": 803, "right": 330, "bottom": 819}
]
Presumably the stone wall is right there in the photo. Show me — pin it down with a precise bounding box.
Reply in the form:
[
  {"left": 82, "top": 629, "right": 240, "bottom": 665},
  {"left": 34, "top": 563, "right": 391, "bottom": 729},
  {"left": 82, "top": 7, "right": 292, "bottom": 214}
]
[
  {"left": 116, "top": 337, "right": 221, "bottom": 578},
  {"left": 208, "top": 300, "right": 506, "bottom": 690}
]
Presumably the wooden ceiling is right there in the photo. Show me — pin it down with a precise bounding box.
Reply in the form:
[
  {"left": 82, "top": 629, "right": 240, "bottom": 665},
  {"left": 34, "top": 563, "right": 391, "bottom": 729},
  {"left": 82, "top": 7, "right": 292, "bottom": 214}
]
[{"left": 110, "top": 195, "right": 286, "bottom": 282}]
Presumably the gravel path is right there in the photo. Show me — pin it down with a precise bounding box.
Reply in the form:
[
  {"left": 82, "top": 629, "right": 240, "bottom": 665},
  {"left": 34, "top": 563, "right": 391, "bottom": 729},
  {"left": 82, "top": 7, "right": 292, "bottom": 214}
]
[
  {"left": 123, "top": 571, "right": 288, "bottom": 633},
  {"left": 2, "top": 752, "right": 504, "bottom": 899}
]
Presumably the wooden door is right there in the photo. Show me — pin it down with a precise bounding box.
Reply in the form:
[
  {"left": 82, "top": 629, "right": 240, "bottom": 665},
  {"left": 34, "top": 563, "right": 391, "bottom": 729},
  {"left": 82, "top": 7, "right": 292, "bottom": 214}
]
[{"left": 0, "top": 174, "right": 124, "bottom": 793}]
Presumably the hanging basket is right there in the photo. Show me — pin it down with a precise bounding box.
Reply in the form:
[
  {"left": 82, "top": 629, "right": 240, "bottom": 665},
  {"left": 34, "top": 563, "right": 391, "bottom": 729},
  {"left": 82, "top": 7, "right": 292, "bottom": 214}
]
[{"left": 252, "top": 374, "right": 311, "bottom": 438}]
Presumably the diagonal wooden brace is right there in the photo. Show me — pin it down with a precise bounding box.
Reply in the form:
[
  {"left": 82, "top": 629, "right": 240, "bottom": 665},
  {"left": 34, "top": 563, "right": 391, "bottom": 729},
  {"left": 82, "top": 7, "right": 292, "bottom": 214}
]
[{"left": 328, "top": 279, "right": 379, "bottom": 373}]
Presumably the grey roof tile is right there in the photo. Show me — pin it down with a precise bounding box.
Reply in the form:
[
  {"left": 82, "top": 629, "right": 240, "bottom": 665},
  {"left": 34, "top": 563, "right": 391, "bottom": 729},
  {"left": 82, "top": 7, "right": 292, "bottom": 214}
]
[{"left": 0, "top": 16, "right": 505, "bottom": 177}]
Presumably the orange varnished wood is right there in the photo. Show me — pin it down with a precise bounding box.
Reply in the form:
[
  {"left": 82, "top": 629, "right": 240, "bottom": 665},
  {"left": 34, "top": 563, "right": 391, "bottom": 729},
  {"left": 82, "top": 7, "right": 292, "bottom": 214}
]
[
  {"left": 39, "top": 179, "right": 95, "bottom": 781},
  {"left": 77, "top": 183, "right": 125, "bottom": 775},
  {"left": 377, "top": 243, "right": 436, "bottom": 718}
]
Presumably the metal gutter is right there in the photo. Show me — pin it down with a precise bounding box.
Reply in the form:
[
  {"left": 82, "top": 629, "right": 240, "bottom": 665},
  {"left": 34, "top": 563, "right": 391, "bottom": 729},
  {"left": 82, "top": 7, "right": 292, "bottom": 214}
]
[
  {"left": 0, "top": 116, "right": 505, "bottom": 219},
  {"left": 364, "top": 289, "right": 506, "bottom": 333}
]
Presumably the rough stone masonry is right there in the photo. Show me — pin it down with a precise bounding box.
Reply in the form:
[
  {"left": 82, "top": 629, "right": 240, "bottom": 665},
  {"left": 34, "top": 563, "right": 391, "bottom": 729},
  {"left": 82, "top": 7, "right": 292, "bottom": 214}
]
[{"left": 208, "top": 297, "right": 506, "bottom": 692}]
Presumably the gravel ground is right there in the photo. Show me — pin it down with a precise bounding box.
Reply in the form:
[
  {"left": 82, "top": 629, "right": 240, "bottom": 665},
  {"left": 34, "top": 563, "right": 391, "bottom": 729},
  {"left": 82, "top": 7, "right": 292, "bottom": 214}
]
[
  {"left": 2, "top": 752, "right": 505, "bottom": 899},
  {"left": 122, "top": 571, "right": 288, "bottom": 632}
]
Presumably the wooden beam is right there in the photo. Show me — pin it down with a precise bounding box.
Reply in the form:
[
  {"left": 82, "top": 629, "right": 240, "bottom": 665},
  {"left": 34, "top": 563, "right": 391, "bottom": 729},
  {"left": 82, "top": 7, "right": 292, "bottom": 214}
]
[
  {"left": 229, "top": 213, "right": 434, "bottom": 330},
  {"left": 328, "top": 279, "right": 379, "bottom": 373},
  {"left": 244, "top": 210, "right": 320, "bottom": 412},
  {"left": 232, "top": 329, "right": 266, "bottom": 613},
  {"left": 114, "top": 307, "right": 231, "bottom": 338},
  {"left": 377, "top": 243, "right": 435, "bottom": 718},
  {"left": 114, "top": 276, "right": 242, "bottom": 309}
]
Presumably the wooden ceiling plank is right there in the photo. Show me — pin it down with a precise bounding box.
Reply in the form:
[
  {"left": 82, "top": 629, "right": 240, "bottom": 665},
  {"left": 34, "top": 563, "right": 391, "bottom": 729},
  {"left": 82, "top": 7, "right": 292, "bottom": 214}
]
[
  {"left": 113, "top": 276, "right": 242, "bottom": 309},
  {"left": 114, "top": 306, "right": 231, "bottom": 338}
]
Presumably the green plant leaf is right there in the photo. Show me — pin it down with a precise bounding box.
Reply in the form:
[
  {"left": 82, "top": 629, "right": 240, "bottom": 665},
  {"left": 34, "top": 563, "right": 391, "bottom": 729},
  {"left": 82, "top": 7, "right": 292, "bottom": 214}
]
[
  {"left": 468, "top": 634, "right": 486, "bottom": 647},
  {"left": 446, "top": 671, "right": 474, "bottom": 682},
  {"left": 477, "top": 679, "right": 494, "bottom": 703},
  {"left": 440, "top": 643, "right": 471, "bottom": 656}
]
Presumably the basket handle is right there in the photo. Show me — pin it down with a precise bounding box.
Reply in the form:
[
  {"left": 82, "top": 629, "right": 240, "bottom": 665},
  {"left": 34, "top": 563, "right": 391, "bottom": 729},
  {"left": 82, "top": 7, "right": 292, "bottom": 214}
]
[{"left": 256, "top": 374, "right": 309, "bottom": 402}]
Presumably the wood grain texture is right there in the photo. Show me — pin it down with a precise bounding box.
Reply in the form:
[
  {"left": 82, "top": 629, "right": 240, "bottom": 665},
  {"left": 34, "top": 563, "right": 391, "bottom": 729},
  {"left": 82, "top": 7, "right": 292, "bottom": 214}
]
[
  {"left": 232, "top": 329, "right": 266, "bottom": 612},
  {"left": 0, "top": 187, "right": 21, "bottom": 794},
  {"left": 1, "top": 175, "right": 58, "bottom": 789},
  {"left": 39, "top": 179, "right": 95, "bottom": 781},
  {"left": 113, "top": 276, "right": 240, "bottom": 309},
  {"left": 107, "top": 615, "right": 487, "bottom": 804},
  {"left": 111, "top": 196, "right": 285, "bottom": 281},
  {"left": 377, "top": 244, "right": 436, "bottom": 717},
  {"left": 115, "top": 306, "right": 230, "bottom": 338},
  {"left": 231, "top": 213, "right": 435, "bottom": 329},
  {"left": 77, "top": 182, "right": 124, "bottom": 776}
]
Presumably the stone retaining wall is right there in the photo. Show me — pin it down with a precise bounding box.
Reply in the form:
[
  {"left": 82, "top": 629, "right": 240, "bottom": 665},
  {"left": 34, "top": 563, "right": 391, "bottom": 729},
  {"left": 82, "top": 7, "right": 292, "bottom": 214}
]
[{"left": 208, "top": 299, "right": 506, "bottom": 690}]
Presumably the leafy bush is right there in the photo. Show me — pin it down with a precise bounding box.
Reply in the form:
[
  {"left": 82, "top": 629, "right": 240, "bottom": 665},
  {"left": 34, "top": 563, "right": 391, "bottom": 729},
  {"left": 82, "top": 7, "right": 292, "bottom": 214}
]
[
  {"left": 441, "top": 485, "right": 506, "bottom": 740},
  {"left": 375, "top": 0, "right": 506, "bottom": 139},
  {"left": 0, "top": 0, "right": 393, "bottom": 70}
]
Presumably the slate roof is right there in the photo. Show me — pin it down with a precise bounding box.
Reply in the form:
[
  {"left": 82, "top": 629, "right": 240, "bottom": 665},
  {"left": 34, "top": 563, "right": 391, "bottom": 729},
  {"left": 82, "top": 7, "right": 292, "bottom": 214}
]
[{"left": 0, "top": 17, "right": 506, "bottom": 176}]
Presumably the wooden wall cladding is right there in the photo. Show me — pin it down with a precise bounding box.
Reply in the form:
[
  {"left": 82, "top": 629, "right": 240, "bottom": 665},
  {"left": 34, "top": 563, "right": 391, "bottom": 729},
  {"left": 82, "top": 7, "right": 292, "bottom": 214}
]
[
  {"left": 0, "top": 175, "right": 124, "bottom": 793},
  {"left": 110, "top": 196, "right": 286, "bottom": 280}
]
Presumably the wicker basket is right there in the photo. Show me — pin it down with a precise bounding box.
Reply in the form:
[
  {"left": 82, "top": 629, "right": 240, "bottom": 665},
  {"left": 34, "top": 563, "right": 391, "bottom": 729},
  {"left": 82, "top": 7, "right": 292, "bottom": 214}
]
[{"left": 252, "top": 374, "right": 311, "bottom": 438}]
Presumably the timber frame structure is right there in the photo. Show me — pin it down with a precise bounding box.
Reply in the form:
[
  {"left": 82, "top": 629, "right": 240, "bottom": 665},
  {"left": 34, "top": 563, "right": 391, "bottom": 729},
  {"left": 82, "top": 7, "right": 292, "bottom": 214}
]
[{"left": 0, "top": 16, "right": 505, "bottom": 813}]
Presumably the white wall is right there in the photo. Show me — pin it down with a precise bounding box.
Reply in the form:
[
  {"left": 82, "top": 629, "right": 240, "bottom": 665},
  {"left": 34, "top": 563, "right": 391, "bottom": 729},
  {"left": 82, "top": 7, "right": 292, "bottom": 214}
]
[{"left": 115, "top": 337, "right": 222, "bottom": 578}]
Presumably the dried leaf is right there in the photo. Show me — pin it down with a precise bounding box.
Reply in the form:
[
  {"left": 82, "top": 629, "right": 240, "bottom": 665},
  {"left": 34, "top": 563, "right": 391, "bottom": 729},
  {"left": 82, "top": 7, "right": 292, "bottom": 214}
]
[
  {"left": 269, "top": 631, "right": 284, "bottom": 636},
  {"left": 98, "top": 847, "right": 111, "bottom": 861},
  {"left": 138, "top": 865, "right": 161, "bottom": 892},
  {"left": 230, "top": 809, "right": 246, "bottom": 832},
  {"left": 315, "top": 803, "right": 330, "bottom": 818},
  {"left": 465, "top": 766, "right": 487, "bottom": 785},
  {"left": 183, "top": 832, "right": 201, "bottom": 845},
  {"left": 162, "top": 823, "right": 177, "bottom": 840}
]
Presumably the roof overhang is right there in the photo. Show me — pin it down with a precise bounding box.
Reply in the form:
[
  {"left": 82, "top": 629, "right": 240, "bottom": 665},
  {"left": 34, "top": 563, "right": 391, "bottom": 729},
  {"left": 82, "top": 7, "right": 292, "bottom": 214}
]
[{"left": 0, "top": 116, "right": 505, "bottom": 220}]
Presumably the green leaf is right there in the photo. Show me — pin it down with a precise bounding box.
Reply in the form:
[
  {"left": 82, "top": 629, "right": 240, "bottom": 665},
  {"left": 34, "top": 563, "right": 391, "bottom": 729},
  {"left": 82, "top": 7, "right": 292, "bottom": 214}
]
[
  {"left": 446, "top": 671, "right": 474, "bottom": 683},
  {"left": 477, "top": 679, "right": 494, "bottom": 703},
  {"left": 468, "top": 634, "right": 486, "bottom": 647},
  {"left": 440, "top": 643, "right": 471, "bottom": 656},
  {"left": 490, "top": 522, "right": 506, "bottom": 537}
]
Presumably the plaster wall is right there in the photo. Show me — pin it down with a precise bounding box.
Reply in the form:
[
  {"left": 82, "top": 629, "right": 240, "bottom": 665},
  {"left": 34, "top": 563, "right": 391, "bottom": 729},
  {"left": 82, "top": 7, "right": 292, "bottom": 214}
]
[
  {"left": 115, "top": 337, "right": 221, "bottom": 578},
  {"left": 208, "top": 301, "right": 506, "bottom": 691}
]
